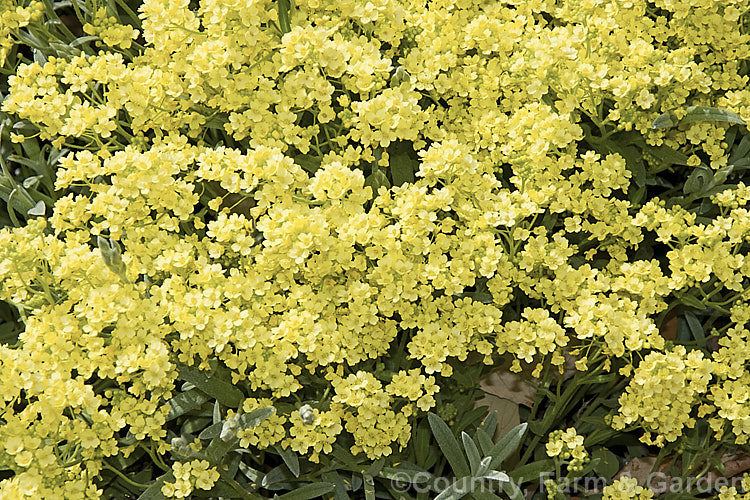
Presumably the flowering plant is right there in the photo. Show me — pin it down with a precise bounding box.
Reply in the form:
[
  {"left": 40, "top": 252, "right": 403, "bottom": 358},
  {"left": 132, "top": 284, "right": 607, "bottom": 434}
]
[{"left": 2, "top": 0, "right": 750, "bottom": 498}]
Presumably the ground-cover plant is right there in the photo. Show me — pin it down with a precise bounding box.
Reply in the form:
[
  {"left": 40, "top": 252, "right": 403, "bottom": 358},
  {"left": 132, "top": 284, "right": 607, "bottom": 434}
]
[{"left": 3, "top": 0, "right": 750, "bottom": 498}]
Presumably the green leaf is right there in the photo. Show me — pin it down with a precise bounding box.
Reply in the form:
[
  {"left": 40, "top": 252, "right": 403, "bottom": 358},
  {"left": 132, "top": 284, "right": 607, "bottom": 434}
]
[
  {"left": 27, "top": 200, "right": 45, "bottom": 216},
  {"left": 679, "top": 293, "right": 707, "bottom": 311},
  {"left": 475, "top": 428, "right": 494, "bottom": 457},
  {"left": 730, "top": 134, "right": 750, "bottom": 164},
  {"left": 13, "top": 30, "right": 46, "bottom": 50},
  {"left": 137, "top": 471, "right": 175, "bottom": 500},
  {"left": 611, "top": 130, "right": 646, "bottom": 148},
  {"left": 388, "top": 142, "right": 417, "bottom": 185},
  {"left": 684, "top": 311, "right": 705, "bottom": 342},
  {"left": 239, "top": 407, "right": 275, "bottom": 430},
  {"left": 181, "top": 416, "right": 211, "bottom": 435},
  {"left": 204, "top": 114, "right": 227, "bottom": 130},
  {"left": 364, "top": 169, "right": 391, "bottom": 194},
  {"left": 507, "top": 458, "right": 554, "bottom": 484},
  {"left": 486, "top": 423, "right": 527, "bottom": 471},
  {"left": 379, "top": 465, "right": 433, "bottom": 484},
  {"left": 702, "top": 184, "right": 736, "bottom": 199},
  {"left": 213, "top": 400, "right": 222, "bottom": 424},
  {"left": 652, "top": 106, "right": 746, "bottom": 129},
  {"left": 541, "top": 213, "right": 558, "bottom": 232},
  {"left": 205, "top": 433, "right": 237, "bottom": 464},
  {"left": 456, "top": 406, "right": 491, "bottom": 433},
  {"left": 363, "top": 473, "right": 375, "bottom": 500},
  {"left": 477, "top": 456, "right": 494, "bottom": 478},
  {"left": 198, "top": 421, "right": 223, "bottom": 440},
  {"left": 225, "top": 454, "right": 245, "bottom": 483},
  {"left": 276, "top": 0, "right": 292, "bottom": 34},
  {"left": 479, "top": 411, "right": 499, "bottom": 439},
  {"left": 712, "top": 165, "right": 735, "bottom": 187},
  {"left": 415, "top": 419, "right": 432, "bottom": 467},
  {"left": 580, "top": 373, "right": 620, "bottom": 385},
  {"left": 275, "top": 482, "right": 335, "bottom": 500},
  {"left": 178, "top": 364, "right": 245, "bottom": 408},
  {"left": 731, "top": 157, "right": 750, "bottom": 169},
  {"left": 321, "top": 471, "right": 350, "bottom": 500},
  {"left": 428, "top": 413, "right": 471, "bottom": 478},
  {"left": 190, "top": 479, "right": 241, "bottom": 498},
  {"left": 643, "top": 144, "right": 689, "bottom": 166},
  {"left": 470, "top": 490, "right": 505, "bottom": 500},
  {"left": 434, "top": 477, "right": 472, "bottom": 500},
  {"left": 684, "top": 165, "right": 712, "bottom": 195},
  {"left": 108, "top": 448, "right": 146, "bottom": 470},
  {"left": 21, "top": 175, "right": 43, "bottom": 189},
  {"left": 322, "top": 473, "right": 350, "bottom": 500},
  {"left": 350, "top": 474, "right": 363, "bottom": 492},
  {"left": 262, "top": 464, "right": 296, "bottom": 490},
  {"left": 592, "top": 448, "right": 620, "bottom": 480},
  {"left": 629, "top": 185, "right": 646, "bottom": 205},
  {"left": 479, "top": 470, "right": 509, "bottom": 483},
  {"left": 501, "top": 480, "right": 525, "bottom": 500},
  {"left": 294, "top": 154, "right": 321, "bottom": 174},
  {"left": 461, "top": 432, "right": 481, "bottom": 476},
  {"left": 239, "top": 461, "right": 261, "bottom": 483},
  {"left": 725, "top": 126, "right": 740, "bottom": 154},
  {"left": 367, "top": 458, "right": 385, "bottom": 478},
  {"left": 330, "top": 443, "right": 364, "bottom": 469},
  {"left": 7, "top": 154, "right": 51, "bottom": 179},
  {"left": 274, "top": 444, "right": 300, "bottom": 477}
]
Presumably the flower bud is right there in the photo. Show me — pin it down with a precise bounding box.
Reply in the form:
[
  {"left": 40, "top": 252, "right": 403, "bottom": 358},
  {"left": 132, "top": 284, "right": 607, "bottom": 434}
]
[
  {"left": 299, "top": 404, "right": 315, "bottom": 425},
  {"left": 220, "top": 414, "right": 239, "bottom": 441}
]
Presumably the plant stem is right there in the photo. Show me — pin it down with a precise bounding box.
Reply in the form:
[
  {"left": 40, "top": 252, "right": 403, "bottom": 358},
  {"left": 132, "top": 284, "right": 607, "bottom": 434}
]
[{"left": 102, "top": 462, "right": 150, "bottom": 489}]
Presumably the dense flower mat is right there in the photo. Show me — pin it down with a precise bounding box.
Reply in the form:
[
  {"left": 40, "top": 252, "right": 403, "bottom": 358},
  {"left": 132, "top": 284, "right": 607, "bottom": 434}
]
[{"left": 2, "top": 0, "right": 750, "bottom": 498}]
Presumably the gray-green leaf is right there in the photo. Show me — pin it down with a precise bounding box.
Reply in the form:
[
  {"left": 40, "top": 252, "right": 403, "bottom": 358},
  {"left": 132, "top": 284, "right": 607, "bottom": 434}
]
[
  {"left": 137, "top": 471, "right": 175, "bottom": 500},
  {"left": 178, "top": 364, "right": 245, "bottom": 408},
  {"left": 239, "top": 407, "right": 275, "bottom": 430},
  {"left": 274, "top": 444, "right": 300, "bottom": 477},
  {"left": 364, "top": 169, "right": 390, "bottom": 194},
  {"left": 486, "top": 423, "right": 527, "bottom": 471},
  {"left": 501, "top": 479, "right": 525, "bottom": 500},
  {"left": 428, "top": 413, "right": 471, "bottom": 478},
  {"left": 434, "top": 477, "right": 472, "bottom": 500},
  {"left": 462, "top": 432, "right": 482, "bottom": 476},
  {"left": 275, "top": 482, "right": 335, "bottom": 500},
  {"left": 652, "top": 106, "right": 746, "bottom": 129},
  {"left": 27, "top": 200, "right": 46, "bottom": 216},
  {"left": 166, "top": 388, "right": 211, "bottom": 420}
]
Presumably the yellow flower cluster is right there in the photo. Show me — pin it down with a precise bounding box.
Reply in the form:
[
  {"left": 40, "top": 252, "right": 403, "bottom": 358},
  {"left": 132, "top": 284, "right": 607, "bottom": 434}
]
[
  {"left": 161, "top": 459, "right": 220, "bottom": 498},
  {"left": 386, "top": 368, "right": 439, "bottom": 411},
  {"left": 349, "top": 85, "right": 427, "bottom": 148},
  {"left": 612, "top": 193, "right": 750, "bottom": 445},
  {"left": 706, "top": 322, "right": 750, "bottom": 443},
  {"left": 0, "top": 1, "right": 44, "bottom": 66},
  {"left": 82, "top": 7, "right": 140, "bottom": 50},
  {"left": 545, "top": 427, "right": 589, "bottom": 473},
  {"left": 237, "top": 398, "right": 287, "bottom": 449},
  {"left": 602, "top": 477, "right": 655, "bottom": 500},
  {"left": 330, "top": 370, "right": 414, "bottom": 459},
  {"left": 282, "top": 405, "right": 344, "bottom": 463},
  {"left": 2, "top": 53, "right": 124, "bottom": 143},
  {"left": 718, "top": 475, "right": 750, "bottom": 499},
  {"left": 612, "top": 346, "right": 713, "bottom": 446}
]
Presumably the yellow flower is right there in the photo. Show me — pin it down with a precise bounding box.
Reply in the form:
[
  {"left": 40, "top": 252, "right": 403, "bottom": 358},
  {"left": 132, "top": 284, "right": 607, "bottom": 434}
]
[{"left": 602, "top": 477, "right": 655, "bottom": 499}]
